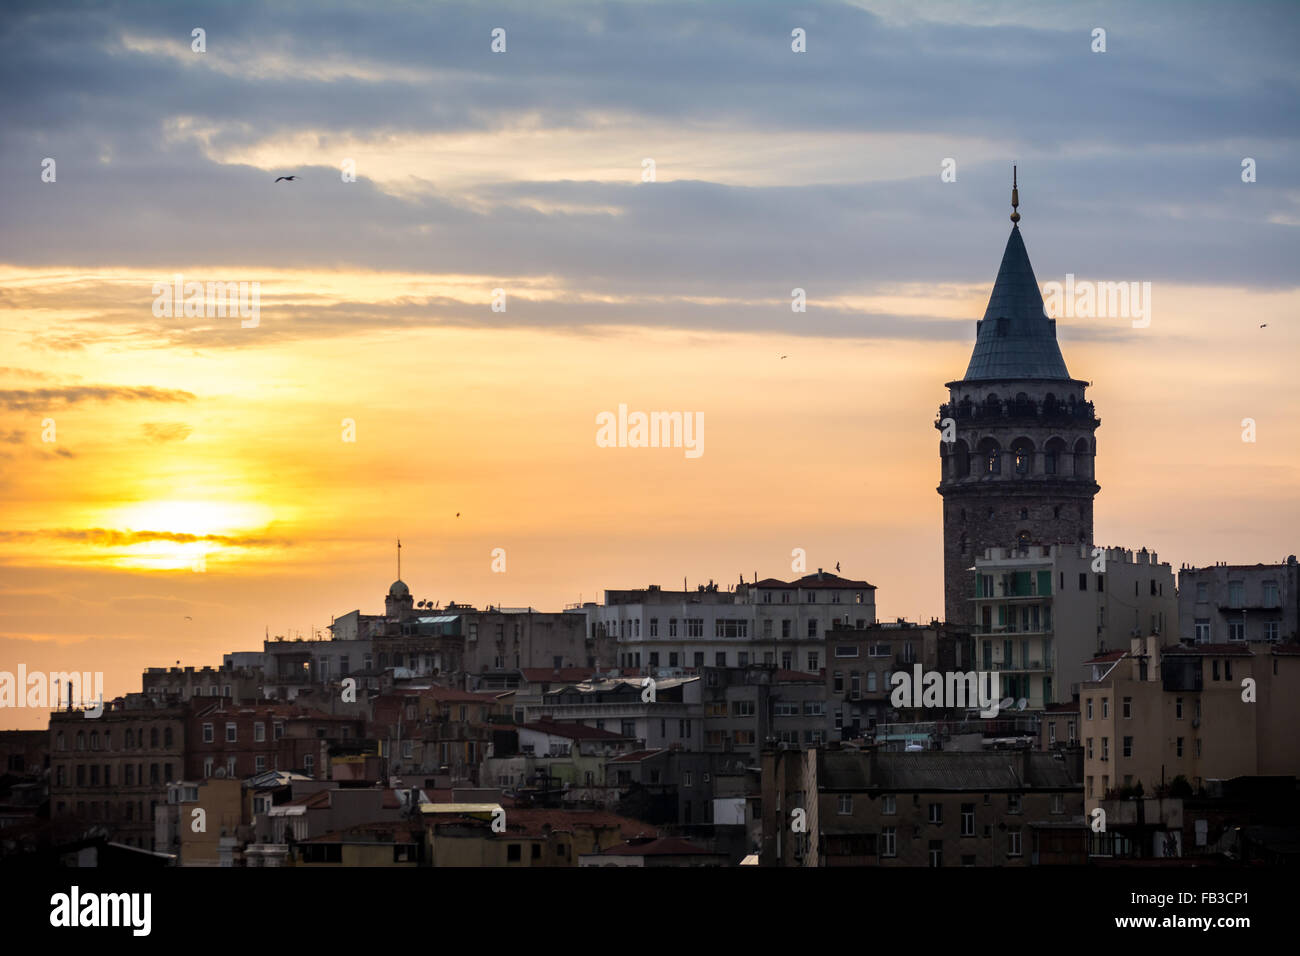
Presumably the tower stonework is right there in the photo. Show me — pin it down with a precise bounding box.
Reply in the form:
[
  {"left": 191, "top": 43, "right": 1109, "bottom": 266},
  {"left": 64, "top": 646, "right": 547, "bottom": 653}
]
[{"left": 936, "top": 192, "right": 1099, "bottom": 627}]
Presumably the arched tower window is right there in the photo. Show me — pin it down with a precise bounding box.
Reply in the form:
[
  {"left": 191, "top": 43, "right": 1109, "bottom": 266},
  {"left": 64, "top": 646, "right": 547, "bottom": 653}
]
[
  {"left": 977, "top": 437, "right": 1001, "bottom": 476},
  {"left": 1045, "top": 437, "right": 1067, "bottom": 475},
  {"left": 1074, "top": 437, "right": 1093, "bottom": 478},
  {"left": 954, "top": 439, "right": 970, "bottom": 478},
  {"left": 1011, "top": 437, "right": 1034, "bottom": 475}
]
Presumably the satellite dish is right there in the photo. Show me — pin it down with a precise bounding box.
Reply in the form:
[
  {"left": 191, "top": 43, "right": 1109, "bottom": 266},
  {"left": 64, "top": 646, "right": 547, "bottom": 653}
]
[
  {"left": 999, "top": 697, "right": 1014, "bottom": 711},
  {"left": 1016, "top": 698, "right": 1028, "bottom": 711}
]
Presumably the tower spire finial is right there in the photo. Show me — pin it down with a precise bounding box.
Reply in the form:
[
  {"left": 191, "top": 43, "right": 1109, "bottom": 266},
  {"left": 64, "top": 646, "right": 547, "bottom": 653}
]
[
  {"left": 397, "top": 538, "right": 401, "bottom": 580},
  {"left": 1010, "top": 165, "right": 1020, "bottom": 224}
]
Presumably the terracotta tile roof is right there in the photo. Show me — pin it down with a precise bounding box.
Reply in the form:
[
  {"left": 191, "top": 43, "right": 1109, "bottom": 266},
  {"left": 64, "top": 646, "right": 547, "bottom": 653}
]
[
  {"left": 1270, "top": 644, "right": 1300, "bottom": 656},
  {"left": 755, "top": 573, "right": 875, "bottom": 590},
  {"left": 1086, "top": 650, "right": 1127, "bottom": 663}
]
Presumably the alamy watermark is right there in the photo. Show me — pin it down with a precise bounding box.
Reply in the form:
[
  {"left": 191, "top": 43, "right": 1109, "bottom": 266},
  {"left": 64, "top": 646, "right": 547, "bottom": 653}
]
[
  {"left": 0, "top": 666, "right": 104, "bottom": 716},
  {"left": 595, "top": 404, "right": 703, "bottom": 459},
  {"left": 152, "top": 273, "right": 260, "bottom": 328},
  {"left": 1042, "top": 274, "right": 1152, "bottom": 328},
  {"left": 890, "top": 665, "right": 1003, "bottom": 718}
]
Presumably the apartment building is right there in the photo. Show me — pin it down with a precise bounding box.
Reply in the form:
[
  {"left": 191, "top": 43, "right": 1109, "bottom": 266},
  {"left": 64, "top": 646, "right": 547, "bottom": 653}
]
[
  {"left": 701, "top": 666, "right": 827, "bottom": 758},
  {"left": 525, "top": 675, "right": 703, "bottom": 752},
  {"left": 586, "top": 570, "right": 875, "bottom": 675},
  {"left": 972, "top": 544, "right": 1177, "bottom": 707},
  {"left": 1078, "top": 636, "right": 1300, "bottom": 813},
  {"left": 822, "top": 621, "right": 970, "bottom": 740},
  {"left": 814, "top": 749, "right": 1085, "bottom": 866},
  {"left": 1178, "top": 556, "right": 1299, "bottom": 645},
  {"left": 420, "top": 806, "right": 649, "bottom": 866},
  {"left": 48, "top": 697, "right": 187, "bottom": 850},
  {"left": 185, "top": 702, "right": 366, "bottom": 781}
]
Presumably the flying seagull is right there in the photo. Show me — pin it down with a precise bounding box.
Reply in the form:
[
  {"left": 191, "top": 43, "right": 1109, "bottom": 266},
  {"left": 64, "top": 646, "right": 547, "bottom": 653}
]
[
  {"left": 1260, "top": 323, "right": 1268, "bottom": 328},
  {"left": 780, "top": 355, "right": 788, "bottom": 359},
  {"left": 275, "top": 175, "right": 298, "bottom": 182},
  {"left": 835, "top": 562, "right": 841, "bottom": 573},
  {"left": 184, "top": 616, "right": 193, "bottom": 621}
]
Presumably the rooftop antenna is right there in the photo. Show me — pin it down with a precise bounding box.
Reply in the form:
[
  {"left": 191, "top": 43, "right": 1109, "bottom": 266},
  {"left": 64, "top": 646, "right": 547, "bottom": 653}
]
[
  {"left": 397, "top": 538, "right": 402, "bottom": 580},
  {"left": 1010, "top": 166, "right": 1020, "bottom": 224}
]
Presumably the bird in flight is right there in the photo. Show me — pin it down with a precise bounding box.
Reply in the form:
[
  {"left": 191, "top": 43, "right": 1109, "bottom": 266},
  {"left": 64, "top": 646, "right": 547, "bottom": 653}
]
[
  {"left": 275, "top": 175, "right": 298, "bottom": 182},
  {"left": 835, "top": 562, "right": 841, "bottom": 573},
  {"left": 780, "top": 355, "right": 788, "bottom": 359},
  {"left": 1260, "top": 323, "right": 1268, "bottom": 328},
  {"left": 455, "top": 512, "right": 461, "bottom": 518}
]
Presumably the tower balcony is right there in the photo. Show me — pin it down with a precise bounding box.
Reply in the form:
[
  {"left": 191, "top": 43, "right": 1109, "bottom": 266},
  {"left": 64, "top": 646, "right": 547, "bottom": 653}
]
[{"left": 936, "top": 399, "right": 1098, "bottom": 429}]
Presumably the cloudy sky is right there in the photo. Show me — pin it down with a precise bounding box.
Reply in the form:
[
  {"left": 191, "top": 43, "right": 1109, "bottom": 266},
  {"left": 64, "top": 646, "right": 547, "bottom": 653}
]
[{"left": 1, "top": 0, "right": 1297, "bottom": 727}]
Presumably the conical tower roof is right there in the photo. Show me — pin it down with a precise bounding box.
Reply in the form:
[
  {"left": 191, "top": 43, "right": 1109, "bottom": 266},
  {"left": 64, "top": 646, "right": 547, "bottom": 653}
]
[{"left": 962, "top": 220, "right": 1071, "bottom": 382}]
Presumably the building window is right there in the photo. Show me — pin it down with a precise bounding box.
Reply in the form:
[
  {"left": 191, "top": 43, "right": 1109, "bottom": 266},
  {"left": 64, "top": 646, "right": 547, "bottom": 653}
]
[
  {"left": 960, "top": 803, "right": 975, "bottom": 836},
  {"left": 1085, "top": 698, "right": 1093, "bottom": 720},
  {"left": 1101, "top": 737, "right": 1109, "bottom": 760},
  {"left": 225, "top": 723, "right": 237, "bottom": 743},
  {"left": 1176, "top": 737, "right": 1184, "bottom": 757},
  {"left": 807, "top": 653, "right": 819, "bottom": 671},
  {"left": 1228, "top": 581, "right": 1244, "bottom": 608},
  {"left": 928, "top": 803, "right": 942, "bottom": 824},
  {"left": 254, "top": 722, "right": 266, "bottom": 742},
  {"left": 1122, "top": 736, "right": 1133, "bottom": 757},
  {"left": 1228, "top": 621, "right": 1244, "bottom": 641},
  {"left": 649, "top": 618, "right": 658, "bottom": 637},
  {"left": 1008, "top": 793, "right": 1021, "bottom": 814},
  {"left": 838, "top": 795, "right": 853, "bottom": 815},
  {"left": 929, "top": 841, "right": 943, "bottom": 867},
  {"left": 1263, "top": 581, "right": 1279, "bottom": 608},
  {"left": 1008, "top": 828, "right": 1022, "bottom": 857},
  {"left": 203, "top": 723, "right": 214, "bottom": 743},
  {"left": 1079, "top": 573, "right": 1087, "bottom": 591},
  {"left": 1101, "top": 697, "right": 1109, "bottom": 719},
  {"left": 881, "top": 826, "right": 896, "bottom": 858},
  {"left": 1051, "top": 793, "right": 1064, "bottom": 814}
]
